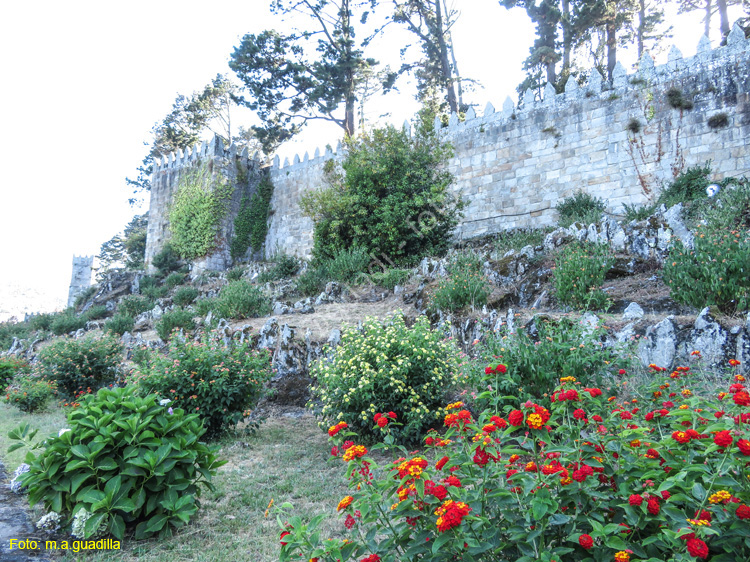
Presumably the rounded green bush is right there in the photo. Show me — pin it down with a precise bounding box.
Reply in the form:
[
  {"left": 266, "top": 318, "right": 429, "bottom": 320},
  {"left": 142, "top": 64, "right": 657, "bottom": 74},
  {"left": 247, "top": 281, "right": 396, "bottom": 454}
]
[
  {"left": 50, "top": 310, "right": 87, "bottom": 336},
  {"left": 154, "top": 308, "right": 195, "bottom": 341},
  {"left": 3, "top": 373, "right": 56, "bottom": 413},
  {"left": 37, "top": 336, "right": 123, "bottom": 399},
  {"left": 309, "top": 312, "right": 462, "bottom": 445},
  {"left": 553, "top": 242, "right": 614, "bottom": 310},
  {"left": 172, "top": 286, "right": 200, "bottom": 307},
  {"left": 133, "top": 337, "right": 272, "bottom": 437},
  {"left": 105, "top": 314, "right": 135, "bottom": 336},
  {"left": 0, "top": 357, "right": 28, "bottom": 392},
  {"left": 15, "top": 386, "right": 225, "bottom": 540},
  {"left": 214, "top": 280, "right": 271, "bottom": 319},
  {"left": 118, "top": 295, "right": 154, "bottom": 317},
  {"left": 430, "top": 252, "right": 491, "bottom": 312}
]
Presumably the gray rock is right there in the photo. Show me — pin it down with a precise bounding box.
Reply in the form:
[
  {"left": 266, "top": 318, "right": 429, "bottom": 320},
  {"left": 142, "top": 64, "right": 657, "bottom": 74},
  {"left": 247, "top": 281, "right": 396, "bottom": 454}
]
[
  {"left": 151, "top": 304, "right": 164, "bottom": 320},
  {"left": 638, "top": 316, "right": 677, "bottom": 369},
  {"left": 623, "top": 302, "right": 644, "bottom": 321},
  {"left": 580, "top": 312, "right": 599, "bottom": 335},
  {"left": 74, "top": 328, "right": 86, "bottom": 339},
  {"left": 680, "top": 307, "right": 728, "bottom": 367},
  {"left": 258, "top": 317, "right": 279, "bottom": 350},
  {"left": 663, "top": 203, "right": 694, "bottom": 250},
  {"left": 615, "top": 322, "right": 636, "bottom": 344}
]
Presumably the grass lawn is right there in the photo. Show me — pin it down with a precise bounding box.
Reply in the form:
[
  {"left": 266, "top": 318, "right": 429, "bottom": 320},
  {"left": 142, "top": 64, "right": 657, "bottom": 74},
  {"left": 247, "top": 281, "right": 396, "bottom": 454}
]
[{"left": 0, "top": 404, "right": 351, "bottom": 562}]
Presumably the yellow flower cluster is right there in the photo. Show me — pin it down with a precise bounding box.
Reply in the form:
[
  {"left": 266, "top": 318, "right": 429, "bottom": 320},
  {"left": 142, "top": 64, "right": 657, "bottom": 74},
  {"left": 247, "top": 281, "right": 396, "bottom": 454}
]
[
  {"left": 708, "top": 490, "right": 732, "bottom": 504},
  {"left": 337, "top": 496, "right": 353, "bottom": 511}
]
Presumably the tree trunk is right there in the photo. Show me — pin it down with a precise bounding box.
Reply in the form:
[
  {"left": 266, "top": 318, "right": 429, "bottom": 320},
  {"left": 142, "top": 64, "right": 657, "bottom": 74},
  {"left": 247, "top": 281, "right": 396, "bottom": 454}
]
[
  {"left": 442, "top": 0, "right": 463, "bottom": 109},
  {"left": 717, "top": 0, "right": 730, "bottom": 39},
  {"left": 637, "top": 0, "right": 645, "bottom": 58},
  {"left": 606, "top": 20, "right": 617, "bottom": 81},
  {"left": 435, "top": 0, "right": 458, "bottom": 113},
  {"left": 562, "top": 0, "right": 571, "bottom": 75},
  {"left": 705, "top": 0, "right": 713, "bottom": 39},
  {"left": 342, "top": 0, "right": 356, "bottom": 137}
]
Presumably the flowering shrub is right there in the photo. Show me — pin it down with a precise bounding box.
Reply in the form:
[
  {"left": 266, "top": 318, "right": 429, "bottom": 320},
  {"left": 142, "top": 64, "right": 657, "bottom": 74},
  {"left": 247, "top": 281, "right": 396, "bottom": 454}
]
[
  {"left": 309, "top": 312, "right": 461, "bottom": 445},
  {"left": 429, "top": 252, "right": 491, "bottom": 312},
  {"left": 3, "top": 373, "right": 56, "bottom": 413},
  {"left": 663, "top": 226, "right": 750, "bottom": 313},
  {"left": 133, "top": 336, "right": 272, "bottom": 437},
  {"left": 212, "top": 280, "right": 271, "bottom": 319},
  {"left": 554, "top": 241, "right": 614, "bottom": 311},
  {"left": 0, "top": 357, "right": 28, "bottom": 392},
  {"left": 10, "top": 386, "right": 225, "bottom": 540},
  {"left": 474, "top": 315, "right": 632, "bottom": 410},
  {"left": 117, "top": 294, "right": 154, "bottom": 317},
  {"left": 37, "top": 335, "right": 122, "bottom": 399},
  {"left": 280, "top": 360, "right": 750, "bottom": 562}
]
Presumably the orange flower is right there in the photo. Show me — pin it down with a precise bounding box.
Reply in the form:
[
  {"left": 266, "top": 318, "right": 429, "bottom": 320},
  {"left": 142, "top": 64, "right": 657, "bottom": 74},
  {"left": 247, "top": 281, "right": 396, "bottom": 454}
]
[
  {"left": 343, "top": 445, "right": 368, "bottom": 462},
  {"left": 615, "top": 551, "right": 632, "bottom": 562},
  {"left": 337, "top": 496, "right": 353, "bottom": 511}
]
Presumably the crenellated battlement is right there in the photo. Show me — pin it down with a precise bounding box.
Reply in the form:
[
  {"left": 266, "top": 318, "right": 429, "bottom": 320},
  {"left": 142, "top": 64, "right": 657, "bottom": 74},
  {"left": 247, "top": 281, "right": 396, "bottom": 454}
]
[{"left": 146, "top": 25, "right": 750, "bottom": 265}]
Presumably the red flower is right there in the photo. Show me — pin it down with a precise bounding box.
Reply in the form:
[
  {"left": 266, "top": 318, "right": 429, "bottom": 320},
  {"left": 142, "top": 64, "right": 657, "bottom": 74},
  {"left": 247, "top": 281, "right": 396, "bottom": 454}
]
[
  {"left": 661, "top": 491, "right": 671, "bottom": 500},
  {"left": 734, "top": 391, "right": 750, "bottom": 406},
  {"left": 436, "top": 456, "right": 450, "bottom": 470},
  {"left": 714, "top": 430, "right": 733, "bottom": 448},
  {"left": 387, "top": 411, "right": 397, "bottom": 419},
  {"left": 592, "top": 414, "right": 603, "bottom": 423},
  {"left": 738, "top": 439, "right": 750, "bottom": 455},
  {"left": 645, "top": 412, "right": 655, "bottom": 422},
  {"left": 579, "top": 534, "right": 594, "bottom": 549},
  {"left": 647, "top": 497, "right": 660, "bottom": 515},
  {"left": 737, "top": 505, "right": 750, "bottom": 519},
  {"left": 694, "top": 509, "right": 712, "bottom": 522},
  {"left": 672, "top": 431, "right": 691, "bottom": 444},
  {"left": 376, "top": 417, "right": 389, "bottom": 428},
  {"left": 434, "top": 500, "right": 471, "bottom": 532},
  {"left": 280, "top": 531, "right": 291, "bottom": 546},
  {"left": 443, "top": 475, "right": 462, "bottom": 488},
  {"left": 686, "top": 537, "right": 709, "bottom": 559},
  {"left": 495, "top": 364, "right": 507, "bottom": 373},
  {"left": 361, "top": 555, "right": 381, "bottom": 562},
  {"left": 573, "top": 408, "right": 587, "bottom": 421},
  {"left": 508, "top": 410, "right": 524, "bottom": 426},
  {"left": 629, "top": 494, "right": 643, "bottom": 506}
]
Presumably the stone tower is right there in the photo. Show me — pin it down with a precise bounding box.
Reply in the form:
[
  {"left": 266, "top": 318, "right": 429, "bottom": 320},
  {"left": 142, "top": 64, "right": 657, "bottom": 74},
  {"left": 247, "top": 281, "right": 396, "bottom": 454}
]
[{"left": 67, "top": 255, "right": 94, "bottom": 308}]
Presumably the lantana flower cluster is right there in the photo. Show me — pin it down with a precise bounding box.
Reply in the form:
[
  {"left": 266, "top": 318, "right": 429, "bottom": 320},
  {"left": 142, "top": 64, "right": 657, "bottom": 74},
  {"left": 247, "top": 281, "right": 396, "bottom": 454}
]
[{"left": 278, "top": 359, "right": 749, "bottom": 562}]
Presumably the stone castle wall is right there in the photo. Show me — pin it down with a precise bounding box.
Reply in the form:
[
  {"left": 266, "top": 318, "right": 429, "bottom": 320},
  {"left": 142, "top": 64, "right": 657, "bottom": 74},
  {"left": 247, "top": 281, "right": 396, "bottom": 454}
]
[
  {"left": 145, "top": 136, "right": 263, "bottom": 273},
  {"left": 145, "top": 25, "right": 750, "bottom": 265}
]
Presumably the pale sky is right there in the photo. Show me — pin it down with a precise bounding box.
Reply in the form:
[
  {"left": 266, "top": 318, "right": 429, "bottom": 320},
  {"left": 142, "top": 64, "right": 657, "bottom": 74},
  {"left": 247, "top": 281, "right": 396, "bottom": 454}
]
[{"left": 0, "top": 0, "right": 741, "bottom": 316}]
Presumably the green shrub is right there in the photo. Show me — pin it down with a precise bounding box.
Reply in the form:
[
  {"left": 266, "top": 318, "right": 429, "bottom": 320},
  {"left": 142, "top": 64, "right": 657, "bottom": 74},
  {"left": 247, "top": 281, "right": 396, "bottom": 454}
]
[
  {"left": 369, "top": 267, "right": 411, "bottom": 290},
  {"left": 494, "top": 227, "right": 553, "bottom": 256},
  {"left": 657, "top": 162, "right": 712, "bottom": 209},
  {"left": 309, "top": 312, "right": 462, "bottom": 445},
  {"left": 118, "top": 295, "right": 154, "bottom": 317},
  {"left": 82, "top": 305, "right": 108, "bottom": 322},
  {"left": 689, "top": 176, "right": 750, "bottom": 230},
  {"left": 50, "top": 310, "right": 87, "bottom": 336},
  {"left": 0, "top": 357, "right": 29, "bottom": 392},
  {"left": 152, "top": 243, "right": 182, "bottom": 276},
  {"left": 325, "top": 246, "right": 371, "bottom": 284},
  {"left": 555, "top": 191, "right": 607, "bottom": 227},
  {"left": 193, "top": 298, "right": 216, "bottom": 317},
  {"left": 10, "top": 386, "right": 225, "bottom": 540},
  {"left": 258, "top": 253, "right": 301, "bottom": 282},
  {"left": 134, "top": 338, "right": 272, "bottom": 437},
  {"left": 105, "top": 314, "right": 134, "bottom": 336},
  {"left": 300, "top": 124, "right": 462, "bottom": 265},
  {"left": 663, "top": 226, "right": 750, "bottom": 313},
  {"left": 27, "top": 313, "right": 54, "bottom": 332},
  {"left": 139, "top": 275, "right": 168, "bottom": 299},
  {"left": 430, "top": 252, "right": 491, "bottom": 312},
  {"left": 74, "top": 287, "right": 97, "bottom": 309},
  {"left": 3, "top": 373, "right": 56, "bottom": 413},
  {"left": 173, "top": 286, "right": 200, "bottom": 307},
  {"left": 226, "top": 266, "right": 245, "bottom": 282},
  {"left": 213, "top": 281, "right": 271, "bottom": 319},
  {"left": 37, "top": 336, "right": 123, "bottom": 399},
  {"left": 155, "top": 308, "right": 196, "bottom": 341},
  {"left": 622, "top": 201, "right": 658, "bottom": 221},
  {"left": 553, "top": 242, "right": 614, "bottom": 310},
  {"left": 168, "top": 166, "right": 232, "bottom": 260},
  {"left": 473, "top": 316, "right": 632, "bottom": 411},
  {"left": 294, "top": 266, "right": 330, "bottom": 297},
  {"left": 0, "top": 321, "right": 30, "bottom": 352},
  {"left": 164, "top": 272, "right": 186, "bottom": 290}
]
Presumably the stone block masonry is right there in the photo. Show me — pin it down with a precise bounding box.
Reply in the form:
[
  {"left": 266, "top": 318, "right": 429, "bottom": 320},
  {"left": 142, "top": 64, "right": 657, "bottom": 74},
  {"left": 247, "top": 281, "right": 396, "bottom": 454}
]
[
  {"left": 145, "top": 25, "right": 750, "bottom": 266},
  {"left": 67, "top": 255, "right": 93, "bottom": 308}
]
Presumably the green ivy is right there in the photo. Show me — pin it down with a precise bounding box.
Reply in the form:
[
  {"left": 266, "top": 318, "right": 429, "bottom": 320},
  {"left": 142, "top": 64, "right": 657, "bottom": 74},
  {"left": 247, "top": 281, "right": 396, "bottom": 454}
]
[
  {"left": 168, "top": 166, "right": 232, "bottom": 260},
  {"left": 230, "top": 173, "right": 274, "bottom": 260}
]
